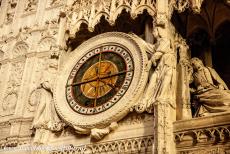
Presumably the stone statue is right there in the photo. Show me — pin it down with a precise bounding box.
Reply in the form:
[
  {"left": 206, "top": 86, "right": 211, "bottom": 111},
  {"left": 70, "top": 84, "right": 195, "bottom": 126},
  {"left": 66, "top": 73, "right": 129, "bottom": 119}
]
[
  {"left": 31, "top": 81, "right": 65, "bottom": 144},
  {"left": 176, "top": 37, "right": 193, "bottom": 119},
  {"left": 136, "top": 26, "right": 176, "bottom": 113},
  {"left": 190, "top": 57, "right": 230, "bottom": 117}
]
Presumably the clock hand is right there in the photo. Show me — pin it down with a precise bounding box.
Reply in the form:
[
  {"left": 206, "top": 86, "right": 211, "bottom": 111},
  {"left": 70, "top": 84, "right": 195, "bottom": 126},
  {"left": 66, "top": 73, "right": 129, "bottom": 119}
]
[
  {"left": 66, "top": 69, "right": 133, "bottom": 87},
  {"left": 99, "top": 69, "right": 133, "bottom": 80},
  {"left": 94, "top": 78, "right": 100, "bottom": 107},
  {"left": 97, "top": 52, "right": 102, "bottom": 76}
]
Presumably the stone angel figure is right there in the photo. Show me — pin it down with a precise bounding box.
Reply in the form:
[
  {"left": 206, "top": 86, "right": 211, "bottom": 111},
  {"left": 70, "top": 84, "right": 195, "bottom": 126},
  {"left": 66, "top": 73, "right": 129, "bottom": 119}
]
[
  {"left": 135, "top": 26, "right": 176, "bottom": 113},
  {"left": 190, "top": 57, "right": 230, "bottom": 117},
  {"left": 31, "top": 81, "right": 65, "bottom": 145}
]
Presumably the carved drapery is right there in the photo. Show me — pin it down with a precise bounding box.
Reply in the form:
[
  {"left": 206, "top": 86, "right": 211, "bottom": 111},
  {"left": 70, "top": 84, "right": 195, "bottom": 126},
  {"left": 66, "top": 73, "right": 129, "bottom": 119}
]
[{"left": 64, "top": 0, "right": 156, "bottom": 36}]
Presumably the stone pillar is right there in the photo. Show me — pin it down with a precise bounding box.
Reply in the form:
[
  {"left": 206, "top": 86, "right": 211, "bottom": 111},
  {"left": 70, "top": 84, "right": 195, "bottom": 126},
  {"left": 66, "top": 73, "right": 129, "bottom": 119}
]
[
  {"left": 154, "top": 0, "right": 176, "bottom": 153},
  {"left": 204, "top": 47, "right": 212, "bottom": 67},
  {"left": 145, "top": 19, "right": 154, "bottom": 44}
]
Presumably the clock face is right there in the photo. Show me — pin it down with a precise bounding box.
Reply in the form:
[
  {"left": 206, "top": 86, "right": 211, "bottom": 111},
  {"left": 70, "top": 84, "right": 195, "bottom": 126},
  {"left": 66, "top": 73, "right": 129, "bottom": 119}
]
[
  {"left": 55, "top": 32, "right": 148, "bottom": 127},
  {"left": 66, "top": 45, "right": 134, "bottom": 115}
]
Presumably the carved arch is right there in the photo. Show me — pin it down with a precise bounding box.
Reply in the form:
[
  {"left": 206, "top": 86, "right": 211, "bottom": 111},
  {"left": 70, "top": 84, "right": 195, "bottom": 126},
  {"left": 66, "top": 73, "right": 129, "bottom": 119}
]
[
  {"left": 109, "top": 5, "right": 132, "bottom": 25},
  {"left": 67, "top": 0, "right": 156, "bottom": 35},
  {"left": 12, "top": 42, "right": 29, "bottom": 58},
  {"left": 38, "top": 37, "right": 56, "bottom": 52},
  {"left": 89, "top": 12, "right": 110, "bottom": 32}
]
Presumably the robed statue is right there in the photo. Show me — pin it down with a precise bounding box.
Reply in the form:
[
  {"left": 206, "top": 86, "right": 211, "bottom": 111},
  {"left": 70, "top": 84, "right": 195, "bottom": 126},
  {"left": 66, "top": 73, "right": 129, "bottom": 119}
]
[{"left": 190, "top": 57, "right": 230, "bottom": 117}]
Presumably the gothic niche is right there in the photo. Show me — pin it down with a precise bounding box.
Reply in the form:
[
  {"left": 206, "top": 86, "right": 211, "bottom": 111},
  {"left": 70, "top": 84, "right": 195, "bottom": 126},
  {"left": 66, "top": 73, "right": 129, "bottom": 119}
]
[
  {"left": 172, "top": 0, "right": 230, "bottom": 117},
  {"left": 66, "top": 10, "right": 153, "bottom": 51}
]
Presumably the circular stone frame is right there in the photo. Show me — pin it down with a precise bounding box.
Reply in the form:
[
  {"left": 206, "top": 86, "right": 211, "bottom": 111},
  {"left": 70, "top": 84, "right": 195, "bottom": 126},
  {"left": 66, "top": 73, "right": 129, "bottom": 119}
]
[{"left": 54, "top": 32, "right": 149, "bottom": 129}]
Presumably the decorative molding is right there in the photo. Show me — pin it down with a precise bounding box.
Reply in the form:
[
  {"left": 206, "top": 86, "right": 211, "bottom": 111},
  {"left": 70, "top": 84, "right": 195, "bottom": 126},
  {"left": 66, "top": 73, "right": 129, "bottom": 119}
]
[
  {"left": 173, "top": 0, "right": 204, "bottom": 14},
  {"left": 174, "top": 113, "right": 230, "bottom": 152},
  {"left": 63, "top": 0, "right": 156, "bottom": 35},
  {"left": 51, "top": 135, "right": 154, "bottom": 154}
]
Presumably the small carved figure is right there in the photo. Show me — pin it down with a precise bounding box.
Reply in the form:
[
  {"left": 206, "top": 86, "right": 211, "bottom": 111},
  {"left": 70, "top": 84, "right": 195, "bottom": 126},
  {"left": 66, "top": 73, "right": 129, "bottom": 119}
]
[
  {"left": 31, "top": 81, "right": 65, "bottom": 144},
  {"left": 190, "top": 57, "right": 230, "bottom": 117}
]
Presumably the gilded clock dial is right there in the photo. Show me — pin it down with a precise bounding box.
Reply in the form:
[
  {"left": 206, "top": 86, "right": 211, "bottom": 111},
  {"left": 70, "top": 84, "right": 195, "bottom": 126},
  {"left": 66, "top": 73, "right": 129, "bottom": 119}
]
[{"left": 66, "top": 45, "right": 134, "bottom": 115}]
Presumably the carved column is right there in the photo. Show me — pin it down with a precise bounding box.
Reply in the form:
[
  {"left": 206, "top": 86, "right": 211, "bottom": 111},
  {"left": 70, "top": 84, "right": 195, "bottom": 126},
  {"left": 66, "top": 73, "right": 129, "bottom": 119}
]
[{"left": 154, "top": 1, "right": 176, "bottom": 153}]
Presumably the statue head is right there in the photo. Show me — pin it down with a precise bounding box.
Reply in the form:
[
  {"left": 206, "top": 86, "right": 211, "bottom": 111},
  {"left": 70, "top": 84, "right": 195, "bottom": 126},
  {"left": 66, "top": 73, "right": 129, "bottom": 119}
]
[
  {"left": 153, "top": 27, "right": 167, "bottom": 39},
  {"left": 190, "top": 57, "right": 204, "bottom": 71}
]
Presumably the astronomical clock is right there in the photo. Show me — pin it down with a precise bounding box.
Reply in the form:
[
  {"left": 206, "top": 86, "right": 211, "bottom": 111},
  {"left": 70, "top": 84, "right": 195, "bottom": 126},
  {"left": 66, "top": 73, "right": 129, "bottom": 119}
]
[{"left": 54, "top": 32, "right": 151, "bottom": 136}]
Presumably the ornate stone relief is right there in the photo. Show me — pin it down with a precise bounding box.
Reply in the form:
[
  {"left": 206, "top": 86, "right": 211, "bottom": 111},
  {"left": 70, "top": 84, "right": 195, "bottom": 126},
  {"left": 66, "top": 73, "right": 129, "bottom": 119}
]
[
  {"left": 5, "top": 0, "right": 18, "bottom": 24},
  {"left": 24, "top": 0, "right": 38, "bottom": 13},
  {"left": 2, "top": 92, "right": 17, "bottom": 115},
  {"left": 38, "top": 37, "right": 56, "bottom": 52},
  {"left": 26, "top": 58, "right": 47, "bottom": 114},
  {"left": 63, "top": 0, "right": 156, "bottom": 35},
  {"left": 31, "top": 56, "right": 66, "bottom": 145},
  {"left": 174, "top": 113, "right": 230, "bottom": 153},
  {"left": 12, "top": 42, "right": 29, "bottom": 58},
  {"left": 1, "top": 62, "right": 25, "bottom": 116},
  {"left": 7, "top": 62, "right": 25, "bottom": 92},
  {"left": 173, "top": 0, "right": 204, "bottom": 13},
  {"left": 27, "top": 88, "right": 41, "bottom": 112},
  {"left": 51, "top": 135, "right": 154, "bottom": 154}
]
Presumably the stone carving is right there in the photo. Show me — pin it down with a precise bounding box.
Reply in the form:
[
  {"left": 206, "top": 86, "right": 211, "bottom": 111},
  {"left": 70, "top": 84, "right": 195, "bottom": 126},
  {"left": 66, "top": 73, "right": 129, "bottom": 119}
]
[
  {"left": 12, "top": 42, "right": 28, "bottom": 58},
  {"left": 2, "top": 92, "right": 17, "bottom": 115},
  {"left": 173, "top": 0, "right": 189, "bottom": 13},
  {"left": 31, "top": 81, "right": 65, "bottom": 144},
  {"left": 24, "top": 0, "right": 38, "bottom": 13},
  {"left": 173, "top": 0, "right": 204, "bottom": 13},
  {"left": 7, "top": 62, "right": 25, "bottom": 92},
  {"left": 91, "top": 122, "right": 118, "bottom": 140},
  {"left": 64, "top": 0, "right": 156, "bottom": 35},
  {"left": 27, "top": 88, "right": 42, "bottom": 112},
  {"left": 5, "top": 0, "right": 17, "bottom": 23},
  {"left": 134, "top": 26, "right": 176, "bottom": 154},
  {"left": 51, "top": 135, "right": 154, "bottom": 154},
  {"left": 190, "top": 0, "right": 204, "bottom": 13},
  {"left": 175, "top": 36, "right": 193, "bottom": 119},
  {"left": 136, "top": 26, "right": 176, "bottom": 113},
  {"left": 38, "top": 37, "right": 56, "bottom": 52},
  {"left": 174, "top": 113, "right": 230, "bottom": 153},
  {"left": 190, "top": 57, "right": 230, "bottom": 117}
]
